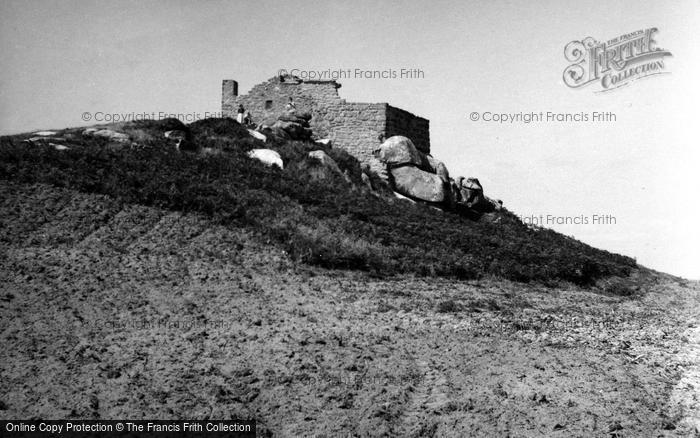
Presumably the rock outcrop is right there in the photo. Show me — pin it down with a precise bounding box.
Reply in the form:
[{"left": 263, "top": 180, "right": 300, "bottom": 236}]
[
  {"left": 299, "top": 150, "right": 346, "bottom": 182},
  {"left": 453, "top": 177, "right": 502, "bottom": 214},
  {"left": 423, "top": 155, "right": 450, "bottom": 183},
  {"left": 374, "top": 135, "right": 502, "bottom": 219},
  {"left": 308, "top": 150, "right": 341, "bottom": 172},
  {"left": 390, "top": 166, "right": 446, "bottom": 203},
  {"left": 22, "top": 135, "right": 72, "bottom": 151},
  {"left": 256, "top": 111, "right": 314, "bottom": 143},
  {"left": 84, "top": 128, "right": 130, "bottom": 143},
  {"left": 376, "top": 136, "right": 422, "bottom": 168},
  {"left": 269, "top": 112, "right": 313, "bottom": 141},
  {"left": 375, "top": 135, "right": 444, "bottom": 204}
]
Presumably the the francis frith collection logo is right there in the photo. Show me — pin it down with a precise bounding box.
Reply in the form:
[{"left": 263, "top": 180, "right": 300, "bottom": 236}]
[{"left": 563, "top": 27, "right": 672, "bottom": 92}]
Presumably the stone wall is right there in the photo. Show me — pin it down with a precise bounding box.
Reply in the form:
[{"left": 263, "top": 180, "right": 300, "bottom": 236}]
[
  {"left": 386, "top": 105, "right": 430, "bottom": 153},
  {"left": 315, "top": 102, "right": 387, "bottom": 164},
  {"left": 222, "top": 80, "right": 238, "bottom": 110},
  {"left": 222, "top": 77, "right": 341, "bottom": 128},
  {"left": 222, "top": 76, "right": 430, "bottom": 165}
]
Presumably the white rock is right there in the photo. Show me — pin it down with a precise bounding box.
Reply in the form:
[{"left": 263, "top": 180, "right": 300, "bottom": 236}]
[
  {"left": 24, "top": 137, "right": 63, "bottom": 145},
  {"left": 50, "top": 143, "right": 70, "bottom": 151},
  {"left": 425, "top": 154, "right": 450, "bottom": 182},
  {"left": 315, "top": 138, "right": 332, "bottom": 147},
  {"left": 391, "top": 166, "right": 447, "bottom": 203},
  {"left": 377, "top": 136, "right": 422, "bottom": 167},
  {"left": 247, "top": 129, "right": 267, "bottom": 142},
  {"left": 303, "top": 150, "right": 345, "bottom": 181},
  {"left": 361, "top": 172, "right": 373, "bottom": 190},
  {"left": 247, "top": 149, "right": 283, "bottom": 169},
  {"left": 393, "top": 191, "right": 416, "bottom": 203},
  {"left": 164, "top": 130, "right": 188, "bottom": 140},
  {"left": 33, "top": 131, "right": 57, "bottom": 136},
  {"left": 93, "top": 129, "right": 130, "bottom": 143},
  {"left": 308, "top": 150, "right": 341, "bottom": 173}
]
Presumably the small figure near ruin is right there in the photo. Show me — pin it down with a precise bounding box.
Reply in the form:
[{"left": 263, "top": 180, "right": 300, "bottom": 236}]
[
  {"left": 285, "top": 97, "right": 296, "bottom": 114},
  {"left": 236, "top": 104, "right": 245, "bottom": 124},
  {"left": 243, "top": 110, "right": 252, "bottom": 126}
]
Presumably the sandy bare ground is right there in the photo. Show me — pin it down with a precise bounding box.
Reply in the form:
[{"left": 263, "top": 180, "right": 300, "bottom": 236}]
[
  {"left": 1, "top": 181, "right": 699, "bottom": 437},
  {"left": 667, "top": 326, "right": 700, "bottom": 435}
]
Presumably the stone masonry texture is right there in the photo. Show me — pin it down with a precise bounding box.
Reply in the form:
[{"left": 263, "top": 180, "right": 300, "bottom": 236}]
[{"left": 222, "top": 76, "right": 430, "bottom": 166}]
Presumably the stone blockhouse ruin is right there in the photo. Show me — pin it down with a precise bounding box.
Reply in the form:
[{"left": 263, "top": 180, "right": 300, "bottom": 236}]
[{"left": 222, "top": 76, "right": 430, "bottom": 167}]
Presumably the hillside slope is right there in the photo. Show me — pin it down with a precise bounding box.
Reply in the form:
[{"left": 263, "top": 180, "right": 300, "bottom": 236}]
[
  {"left": 1, "top": 181, "right": 699, "bottom": 436},
  {"left": 0, "top": 119, "right": 636, "bottom": 287}
]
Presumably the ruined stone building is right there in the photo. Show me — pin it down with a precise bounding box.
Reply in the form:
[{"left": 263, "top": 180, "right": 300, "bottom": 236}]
[{"left": 221, "top": 76, "right": 430, "bottom": 167}]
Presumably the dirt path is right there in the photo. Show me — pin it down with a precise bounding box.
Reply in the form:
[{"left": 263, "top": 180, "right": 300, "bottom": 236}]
[{"left": 391, "top": 356, "right": 452, "bottom": 437}]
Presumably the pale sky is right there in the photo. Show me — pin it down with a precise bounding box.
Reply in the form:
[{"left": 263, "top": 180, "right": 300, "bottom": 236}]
[{"left": 1, "top": 0, "right": 699, "bottom": 278}]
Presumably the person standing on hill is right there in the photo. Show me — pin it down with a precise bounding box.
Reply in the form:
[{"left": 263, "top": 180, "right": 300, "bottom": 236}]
[{"left": 236, "top": 104, "right": 245, "bottom": 124}]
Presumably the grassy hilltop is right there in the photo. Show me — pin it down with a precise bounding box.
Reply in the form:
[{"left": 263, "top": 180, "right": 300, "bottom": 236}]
[{"left": 0, "top": 118, "right": 636, "bottom": 289}]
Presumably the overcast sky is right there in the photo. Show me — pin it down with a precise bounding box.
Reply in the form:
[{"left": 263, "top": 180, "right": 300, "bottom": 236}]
[{"left": 1, "top": 0, "right": 699, "bottom": 278}]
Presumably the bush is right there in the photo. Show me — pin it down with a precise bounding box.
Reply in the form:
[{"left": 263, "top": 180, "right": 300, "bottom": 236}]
[
  {"left": 436, "top": 299, "right": 460, "bottom": 313},
  {"left": 601, "top": 277, "right": 638, "bottom": 296},
  {"left": 326, "top": 148, "right": 363, "bottom": 185},
  {"left": 131, "top": 117, "right": 187, "bottom": 132},
  {"left": 274, "top": 141, "right": 319, "bottom": 164},
  {"left": 188, "top": 117, "right": 250, "bottom": 140}
]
